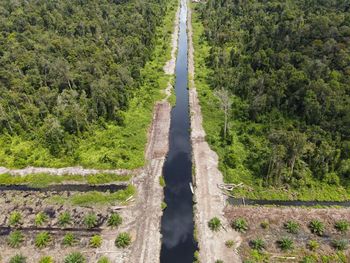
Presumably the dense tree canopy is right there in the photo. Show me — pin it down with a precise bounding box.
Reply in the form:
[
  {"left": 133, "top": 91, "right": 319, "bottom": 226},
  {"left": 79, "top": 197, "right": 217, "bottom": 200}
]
[{"left": 198, "top": 0, "right": 350, "bottom": 189}]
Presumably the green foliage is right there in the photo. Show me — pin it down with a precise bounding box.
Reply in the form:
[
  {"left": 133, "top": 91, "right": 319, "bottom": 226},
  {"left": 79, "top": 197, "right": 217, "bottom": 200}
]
[
  {"left": 225, "top": 240, "right": 235, "bottom": 248},
  {"left": 62, "top": 233, "right": 76, "bottom": 247},
  {"left": 115, "top": 232, "right": 131, "bottom": 248},
  {"left": 332, "top": 239, "right": 348, "bottom": 251},
  {"left": 214, "top": 261, "right": 223, "bottom": 263},
  {"left": 89, "top": 235, "right": 102, "bottom": 248},
  {"left": 231, "top": 218, "right": 248, "bottom": 233},
  {"left": 7, "top": 230, "right": 24, "bottom": 248},
  {"left": 35, "top": 232, "right": 51, "bottom": 248},
  {"left": 307, "top": 240, "right": 320, "bottom": 251},
  {"left": 9, "top": 254, "right": 26, "bottom": 263},
  {"left": 250, "top": 238, "right": 265, "bottom": 251},
  {"left": 208, "top": 217, "right": 221, "bottom": 232},
  {"left": 159, "top": 176, "right": 166, "bottom": 187},
  {"left": 97, "top": 257, "right": 110, "bottom": 263},
  {"left": 284, "top": 220, "right": 300, "bottom": 234},
  {"left": 277, "top": 237, "right": 294, "bottom": 251},
  {"left": 58, "top": 212, "right": 72, "bottom": 227},
  {"left": 161, "top": 202, "right": 167, "bottom": 210},
  {"left": 83, "top": 213, "right": 98, "bottom": 229},
  {"left": 9, "top": 211, "right": 22, "bottom": 226},
  {"left": 301, "top": 256, "right": 317, "bottom": 263},
  {"left": 38, "top": 256, "right": 54, "bottom": 263},
  {"left": 260, "top": 221, "right": 269, "bottom": 229},
  {"left": 35, "top": 212, "right": 48, "bottom": 226},
  {"left": 107, "top": 213, "right": 122, "bottom": 228},
  {"left": 64, "top": 252, "right": 86, "bottom": 263},
  {"left": 309, "top": 220, "right": 325, "bottom": 236},
  {"left": 334, "top": 220, "right": 349, "bottom": 234}
]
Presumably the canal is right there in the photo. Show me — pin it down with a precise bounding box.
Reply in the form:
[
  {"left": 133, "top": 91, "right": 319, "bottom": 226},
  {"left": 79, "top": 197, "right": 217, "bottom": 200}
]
[{"left": 160, "top": 0, "right": 197, "bottom": 262}]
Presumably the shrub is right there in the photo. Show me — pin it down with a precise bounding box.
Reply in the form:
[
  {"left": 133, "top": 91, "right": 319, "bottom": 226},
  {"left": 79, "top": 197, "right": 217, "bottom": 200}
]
[
  {"left": 9, "top": 211, "right": 22, "bottom": 226},
  {"left": 62, "top": 233, "right": 76, "bottom": 247},
  {"left": 58, "top": 212, "right": 71, "bottom": 227},
  {"left": 309, "top": 220, "right": 325, "bottom": 236},
  {"left": 35, "top": 232, "right": 51, "bottom": 248},
  {"left": 35, "top": 212, "right": 48, "bottom": 226},
  {"left": 7, "top": 230, "right": 24, "bottom": 248},
  {"left": 260, "top": 220, "right": 269, "bottom": 229},
  {"left": 284, "top": 220, "right": 300, "bottom": 234},
  {"left": 39, "top": 256, "right": 54, "bottom": 263},
  {"left": 64, "top": 252, "right": 86, "bottom": 263},
  {"left": 231, "top": 218, "right": 248, "bottom": 233},
  {"left": 277, "top": 237, "right": 294, "bottom": 251},
  {"left": 225, "top": 240, "right": 235, "bottom": 248},
  {"left": 307, "top": 240, "right": 319, "bottom": 251},
  {"left": 334, "top": 220, "right": 349, "bottom": 234},
  {"left": 208, "top": 217, "right": 221, "bottom": 232},
  {"left": 90, "top": 235, "right": 102, "bottom": 248},
  {"left": 301, "top": 256, "right": 317, "bottom": 263},
  {"left": 107, "top": 213, "right": 122, "bottom": 228},
  {"left": 83, "top": 213, "right": 98, "bottom": 229},
  {"left": 215, "top": 261, "right": 223, "bottom": 263},
  {"left": 332, "top": 239, "right": 348, "bottom": 251},
  {"left": 250, "top": 238, "right": 265, "bottom": 251},
  {"left": 97, "top": 257, "right": 110, "bottom": 263},
  {"left": 115, "top": 232, "right": 131, "bottom": 248},
  {"left": 9, "top": 254, "right": 26, "bottom": 263}
]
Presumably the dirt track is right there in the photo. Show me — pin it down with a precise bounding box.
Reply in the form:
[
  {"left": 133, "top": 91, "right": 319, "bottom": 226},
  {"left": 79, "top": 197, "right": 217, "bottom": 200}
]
[{"left": 187, "top": 1, "right": 242, "bottom": 262}]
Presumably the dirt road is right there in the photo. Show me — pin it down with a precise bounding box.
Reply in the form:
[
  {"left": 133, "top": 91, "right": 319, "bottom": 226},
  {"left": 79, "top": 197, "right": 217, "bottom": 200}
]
[{"left": 187, "top": 2, "right": 242, "bottom": 262}]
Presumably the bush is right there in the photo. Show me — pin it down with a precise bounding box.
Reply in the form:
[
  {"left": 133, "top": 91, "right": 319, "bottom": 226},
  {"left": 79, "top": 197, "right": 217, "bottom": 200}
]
[
  {"left": 284, "top": 220, "right": 300, "bottom": 234},
  {"left": 231, "top": 218, "right": 248, "bottom": 233},
  {"left": 115, "top": 232, "right": 131, "bottom": 248},
  {"left": 250, "top": 238, "right": 265, "bottom": 251},
  {"left": 83, "top": 213, "right": 98, "bottom": 229},
  {"left": 7, "top": 230, "right": 24, "bottom": 248},
  {"left": 208, "top": 217, "right": 221, "bottom": 232},
  {"left": 307, "top": 240, "right": 319, "bottom": 251},
  {"left": 301, "top": 256, "right": 317, "bottom": 263},
  {"left": 260, "top": 220, "right": 269, "bottom": 229},
  {"left": 215, "top": 261, "right": 223, "bottom": 263},
  {"left": 62, "top": 233, "right": 76, "bottom": 247},
  {"left": 97, "top": 257, "right": 110, "bottom": 263},
  {"left": 35, "top": 232, "right": 51, "bottom": 248},
  {"left": 334, "top": 220, "right": 349, "bottom": 234},
  {"left": 90, "top": 235, "right": 102, "bottom": 248},
  {"left": 309, "top": 220, "right": 325, "bottom": 236},
  {"left": 332, "top": 239, "right": 348, "bottom": 250},
  {"left": 39, "top": 256, "right": 54, "bottom": 263},
  {"left": 35, "top": 212, "right": 48, "bottom": 226},
  {"left": 107, "top": 213, "right": 122, "bottom": 228},
  {"left": 277, "top": 237, "right": 294, "bottom": 251},
  {"left": 9, "top": 211, "right": 22, "bottom": 226},
  {"left": 225, "top": 240, "right": 235, "bottom": 248},
  {"left": 64, "top": 252, "right": 86, "bottom": 263},
  {"left": 58, "top": 212, "right": 71, "bottom": 227},
  {"left": 9, "top": 254, "right": 26, "bottom": 263}
]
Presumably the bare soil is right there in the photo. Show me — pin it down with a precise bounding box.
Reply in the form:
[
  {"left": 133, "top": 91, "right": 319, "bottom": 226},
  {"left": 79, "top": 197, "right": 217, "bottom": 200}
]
[
  {"left": 225, "top": 206, "right": 350, "bottom": 261},
  {"left": 187, "top": 1, "right": 242, "bottom": 262}
]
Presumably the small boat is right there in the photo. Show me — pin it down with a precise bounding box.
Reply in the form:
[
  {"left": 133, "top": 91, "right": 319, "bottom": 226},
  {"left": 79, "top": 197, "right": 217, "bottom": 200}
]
[{"left": 189, "top": 182, "right": 194, "bottom": 194}]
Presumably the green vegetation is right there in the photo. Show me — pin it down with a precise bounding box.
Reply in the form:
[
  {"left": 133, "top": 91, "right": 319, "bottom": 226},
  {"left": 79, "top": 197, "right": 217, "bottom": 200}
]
[
  {"left": 208, "top": 217, "right": 221, "bottom": 232},
  {"left": 115, "top": 232, "right": 131, "bottom": 248},
  {"left": 62, "top": 233, "right": 77, "bottom": 247},
  {"left": 192, "top": 0, "right": 350, "bottom": 201},
  {"left": 9, "top": 211, "right": 22, "bottom": 226},
  {"left": 335, "top": 220, "right": 349, "bottom": 233},
  {"left": 231, "top": 218, "right": 248, "bottom": 233},
  {"left": 58, "top": 211, "right": 72, "bottom": 227},
  {"left": 309, "top": 220, "right": 325, "bottom": 236},
  {"left": 0, "top": 0, "right": 178, "bottom": 170},
  {"left": 107, "top": 213, "right": 122, "bottom": 228},
  {"left": 161, "top": 201, "right": 167, "bottom": 210},
  {"left": 250, "top": 238, "right": 265, "bottom": 251},
  {"left": 83, "top": 213, "right": 98, "bottom": 229},
  {"left": 332, "top": 239, "right": 348, "bottom": 251},
  {"left": 9, "top": 255, "right": 26, "bottom": 263},
  {"left": 35, "top": 212, "right": 48, "bottom": 226},
  {"left": 214, "top": 260, "right": 223, "bottom": 263},
  {"left": 97, "top": 257, "right": 110, "bottom": 263},
  {"left": 89, "top": 235, "right": 102, "bottom": 248},
  {"left": 35, "top": 232, "right": 52, "bottom": 248},
  {"left": 225, "top": 240, "right": 235, "bottom": 248},
  {"left": 64, "top": 253, "right": 86, "bottom": 263},
  {"left": 277, "top": 237, "right": 294, "bottom": 251},
  {"left": 39, "top": 256, "right": 54, "bottom": 263},
  {"left": 284, "top": 220, "right": 300, "bottom": 234},
  {"left": 7, "top": 230, "right": 24, "bottom": 248},
  {"left": 159, "top": 176, "right": 166, "bottom": 187},
  {"left": 260, "top": 220, "right": 269, "bottom": 229},
  {"left": 307, "top": 240, "right": 320, "bottom": 251}
]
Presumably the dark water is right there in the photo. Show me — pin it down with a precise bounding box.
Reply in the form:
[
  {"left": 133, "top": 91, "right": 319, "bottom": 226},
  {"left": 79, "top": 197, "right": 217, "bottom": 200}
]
[
  {"left": 160, "top": 1, "right": 197, "bottom": 262},
  {"left": 0, "top": 184, "right": 126, "bottom": 192},
  {"left": 229, "top": 198, "right": 350, "bottom": 207}
]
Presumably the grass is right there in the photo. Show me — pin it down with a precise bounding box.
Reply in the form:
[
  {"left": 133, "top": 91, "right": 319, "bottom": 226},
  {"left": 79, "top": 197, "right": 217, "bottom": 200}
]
[
  {"left": 7, "top": 230, "right": 24, "bottom": 248},
  {"left": 231, "top": 218, "right": 248, "bottom": 233},
  {"left": 62, "top": 233, "right": 77, "bottom": 247},
  {"left": 0, "top": 0, "right": 179, "bottom": 170},
  {"left": 58, "top": 211, "right": 72, "bottom": 227},
  {"left": 89, "top": 235, "right": 102, "bottom": 248},
  {"left": 115, "top": 232, "right": 131, "bottom": 248},
  {"left": 64, "top": 252, "right": 86, "bottom": 263},
  {"left": 35, "top": 232, "right": 51, "bottom": 248},
  {"left": 107, "top": 213, "right": 122, "bottom": 228},
  {"left": 83, "top": 213, "right": 98, "bottom": 229},
  {"left": 208, "top": 217, "right": 221, "bottom": 232}
]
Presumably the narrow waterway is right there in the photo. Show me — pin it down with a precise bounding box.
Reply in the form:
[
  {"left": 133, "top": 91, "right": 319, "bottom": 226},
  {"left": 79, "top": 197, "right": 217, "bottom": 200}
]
[{"left": 160, "top": 1, "right": 197, "bottom": 262}]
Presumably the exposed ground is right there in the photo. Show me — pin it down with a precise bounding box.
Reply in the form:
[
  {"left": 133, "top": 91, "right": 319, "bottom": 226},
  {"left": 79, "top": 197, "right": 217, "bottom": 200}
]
[
  {"left": 187, "top": 1, "right": 242, "bottom": 262},
  {"left": 225, "top": 206, "right": 350, "bottom": 262}
]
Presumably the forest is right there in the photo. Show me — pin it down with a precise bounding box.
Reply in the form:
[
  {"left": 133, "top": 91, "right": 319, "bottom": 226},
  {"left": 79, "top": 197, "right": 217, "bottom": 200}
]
[
  {"left": 193, "top": 0, "right": 350, "bottom": 200},
  {"left": 0, "top": 0, "right": 176, "bottom": 168}
]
